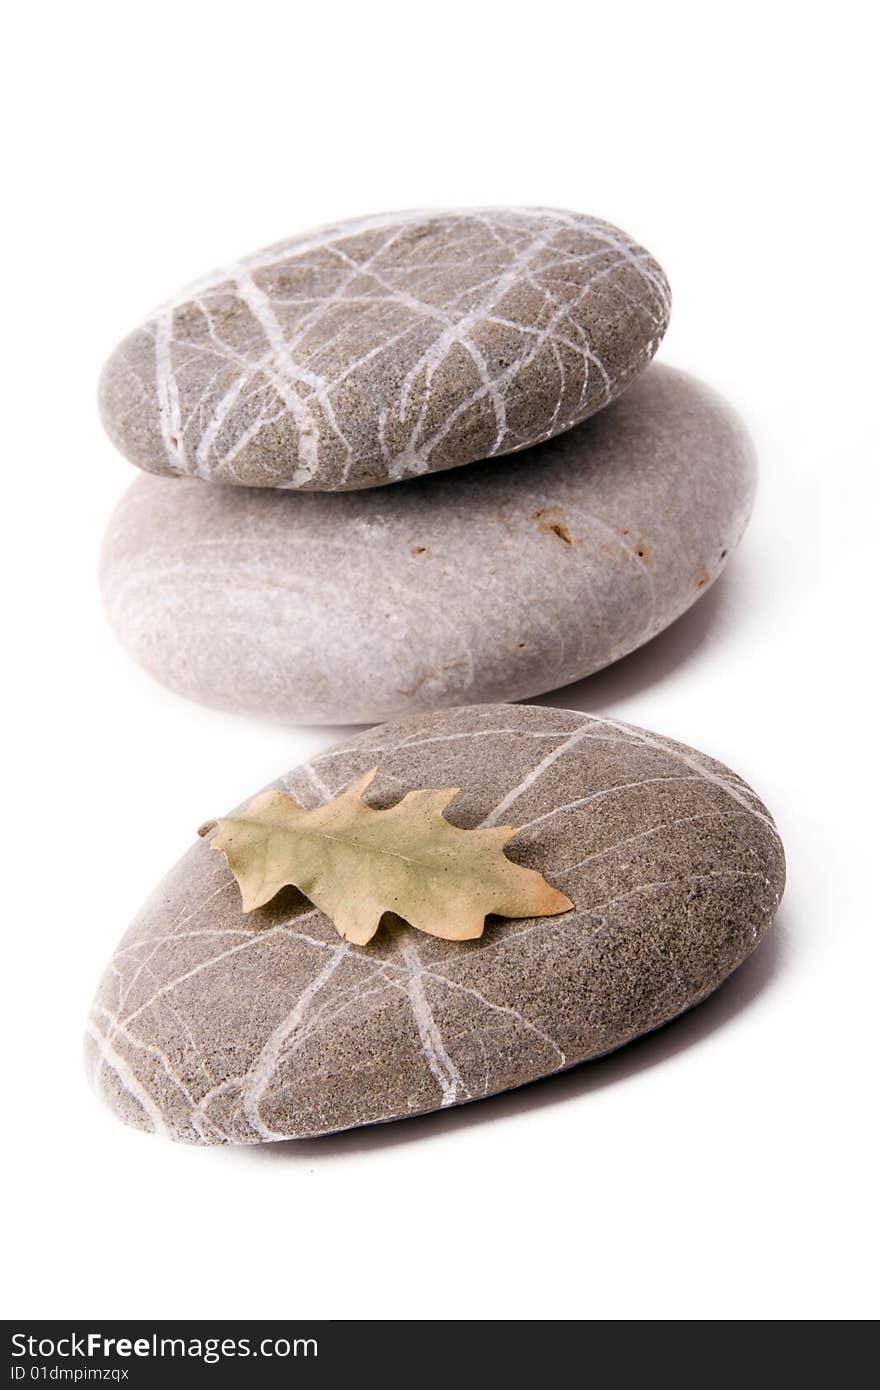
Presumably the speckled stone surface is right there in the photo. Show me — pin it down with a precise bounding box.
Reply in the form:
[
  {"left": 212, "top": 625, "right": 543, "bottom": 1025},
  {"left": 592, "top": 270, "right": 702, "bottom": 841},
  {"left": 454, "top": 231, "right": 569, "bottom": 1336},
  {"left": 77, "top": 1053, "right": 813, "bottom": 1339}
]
[
  {"left": 85, "top": 704, "right": 785, "bottom": 1145},
  {"left": 101, "top": 365, "right": 755, "bottom": 725},
  {"left": 98, "top": 207, "right": 670, "bottom": 490}
]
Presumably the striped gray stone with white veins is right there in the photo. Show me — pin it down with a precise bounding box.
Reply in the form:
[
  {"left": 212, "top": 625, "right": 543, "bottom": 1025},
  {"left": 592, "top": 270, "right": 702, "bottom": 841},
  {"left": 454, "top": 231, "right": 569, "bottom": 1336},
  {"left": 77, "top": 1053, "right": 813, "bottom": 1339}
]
[
  {"left": 101, "top": 366, "right": 754, "bottom": 725},
  {"left": 85, "top": 705, "right": 785, "bottom": 1144},
  {"left": 98, "top": 207, "right": 670, "bottom": 490}
]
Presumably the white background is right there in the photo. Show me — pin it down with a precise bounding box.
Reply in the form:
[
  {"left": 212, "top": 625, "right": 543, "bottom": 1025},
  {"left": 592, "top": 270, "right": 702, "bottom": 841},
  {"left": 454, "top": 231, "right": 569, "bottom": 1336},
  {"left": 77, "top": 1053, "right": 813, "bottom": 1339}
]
[{"left": 2, "top": 0, "right": 876, "bottom": 1322}]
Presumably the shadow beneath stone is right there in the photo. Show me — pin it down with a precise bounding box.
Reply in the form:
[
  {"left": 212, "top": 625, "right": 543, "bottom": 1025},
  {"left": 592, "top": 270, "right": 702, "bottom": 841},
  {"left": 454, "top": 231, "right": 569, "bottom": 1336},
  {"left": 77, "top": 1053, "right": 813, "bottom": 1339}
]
[
  {"left": 530, "top": 572, "right": 731, "bottom": 714},
  {"left": 245, "top": 905, "right": 790, "bottom": 1162}
]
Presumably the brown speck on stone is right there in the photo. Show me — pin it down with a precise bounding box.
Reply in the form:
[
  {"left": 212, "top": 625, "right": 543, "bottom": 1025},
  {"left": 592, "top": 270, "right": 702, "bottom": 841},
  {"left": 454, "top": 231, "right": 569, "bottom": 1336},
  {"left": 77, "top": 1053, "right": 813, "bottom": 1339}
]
[
  {"left": 196, "top": 820, "right": 217, "bottom": 839},
  {"left": 397, "top": 658, "right": 465, "bottom": 697},
  {"left": 532, "top": 507, "right": 573, "bottom": 545},
  {"left": 546, "top": 522, "right": 572, "bottom": 545},
  {"left": 633, "top": 542, "right": 652, "bottom": 565},
  {"left": 411, "top": 546, "right": 428, "bottom": 556},
  {"left": 396, "top": 672, "right": 430, "bottom": 697},
  {"left": 720, "top": 548, "right": 728, "bottom": 559},
  {"left": 696, "top": 568, "right": 711, "bottom": 588}
]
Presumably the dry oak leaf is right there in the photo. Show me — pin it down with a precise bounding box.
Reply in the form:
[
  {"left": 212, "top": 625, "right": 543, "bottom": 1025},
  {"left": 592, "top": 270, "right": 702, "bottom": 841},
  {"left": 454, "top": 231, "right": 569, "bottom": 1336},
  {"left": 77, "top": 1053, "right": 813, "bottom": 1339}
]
[{"left": 209, "top": 768, "right": 573, "bottom": 946}]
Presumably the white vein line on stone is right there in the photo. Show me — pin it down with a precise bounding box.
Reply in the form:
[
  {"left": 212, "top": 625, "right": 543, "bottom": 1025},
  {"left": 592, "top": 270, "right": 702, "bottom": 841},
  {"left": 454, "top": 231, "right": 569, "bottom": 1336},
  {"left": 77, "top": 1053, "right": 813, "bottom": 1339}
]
[
  {"left": 303, "top": 271, "right": 501, "bottom": 378},
  {"left": 390, "top": 252, "right": 606, "bottom": 478},
  {"left": 599, "top": 718, "right": 781, "bottom": 836},
  {"left": 297, "top": 760, "right": 335, "bottom": 804},
  {"left": 514, "top": 775, "right": 707, "bottom": 834},
  {"left": 119, "top": 939, "right": 164, "bottom": 1007},
  {"left": 552, "top": 809, "right": 753, "bottom": 875},
  {"left": 178, "top": 342, "right": 242, "bottom": 439},
  {"left": 113, "top": 926, "right": 254, "bottom": 960},
  {"left": 141, "top": 961, "right": 218, "bottom": 1094},
  {"left": 202, "top": 305, "right": 348, "bottom": 482},
  {"left": 487, "top": 869, "right": 775, "bottom": 956},
  {"left": 421, "top": 970, "right": 566, "bottom": 1067},
  {"left": 575, "top": 870, "right": 774, "bottom": 923},
  {"left": 177, "top": 208, "right": 569, "bottom": 294},
  {"left": 86, "top": 1019, "right": 170, "bottom": 1138},
  {"left": 479, "top": 721, "right": 601, "bottom": 826},
  {"left": 193, "top": 357, "right": 266, "bottom": 474},
  {"left": 121, "top": 932, "right": 281, "bottom": 1028},
  {"left": 241, "top": 778, "right": 469, "bottom": 1120},
  {"left": 233, "top": 271, "right": 322, "bottom": 483},
  {"left": 400, "top": 942, "right": 466, "bottom": 1106},
  {"left": 92, "top": 1004, "right": 226, "bottom": 1144},
  {"left": 153, "top": 304, "right": 185, "bottom": 473},
  {"left": 549, "top": 208, "right": 671, "bottom": 310},
  {"left": 196, "top": 1074, "right": 247, "bottom": 1114},
  {"left": 547, "top": 340, "right": 568, "bottom": 433},
  {"left": 275, "top": 919, "right": 342, "bottom": 953},
  {"left": 211, "top": 401, "right": 287, "bottom": 474},
  {"left": 312, "top": 726, "right": 582, "bottom": 762},
  {"left": 163, "top": 879, "right": 237, "bottom": 942},
  {"left": 394, "top": 222, "right": 562, "bottom": 431},
  {"left": 417, "top": 246, "right": 636, "bottom": 463},
  {"left": 209, "top": 225, "right": 417, "bottom": 482},
  {"left": 241, "top": 942, "right": 350, "bottom": 1140},
  {"left": 460, "top": 337, "right": 507, "bottom": 450},
  {"left": 394, "top": 240, "right": 585, "bottom": 472},
  {"left": 163, "top": 212, "right": 421, "bottom": 307},
  {"left": 250, "top": 966, "right": 402, "bottom": 1102},
  {"left": 112, "top": 875, "right": 259, "bottom": 960},
  {"left": 108, "top": 960, "right": 124, "bottom": 1014},
  {"left": 477, "top": 1037, "right": 491, "bottom": 1096}
]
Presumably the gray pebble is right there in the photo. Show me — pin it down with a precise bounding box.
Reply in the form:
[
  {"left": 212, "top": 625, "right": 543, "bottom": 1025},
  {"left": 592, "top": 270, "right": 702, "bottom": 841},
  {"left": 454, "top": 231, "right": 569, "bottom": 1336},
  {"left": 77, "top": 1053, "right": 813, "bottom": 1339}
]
[
  {"left": 101, "top": 365, "right": 754, "bottom": 725},
  {"left": 98, "top": 207, "right": 670, "bottom": 490},
  {"left": 85, "top": 703, "right": 785, "bottom": 1145}
]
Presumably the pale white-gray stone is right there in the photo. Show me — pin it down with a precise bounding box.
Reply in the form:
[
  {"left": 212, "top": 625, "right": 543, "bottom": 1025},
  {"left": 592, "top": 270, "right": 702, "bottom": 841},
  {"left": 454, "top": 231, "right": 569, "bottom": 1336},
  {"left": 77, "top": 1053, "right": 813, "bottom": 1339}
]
[
  {"left": 101, "top": 365, "right": 755, "bottom": 725},
  {"left": 98, "top": 207, "right": 670, "bottom": 490}
]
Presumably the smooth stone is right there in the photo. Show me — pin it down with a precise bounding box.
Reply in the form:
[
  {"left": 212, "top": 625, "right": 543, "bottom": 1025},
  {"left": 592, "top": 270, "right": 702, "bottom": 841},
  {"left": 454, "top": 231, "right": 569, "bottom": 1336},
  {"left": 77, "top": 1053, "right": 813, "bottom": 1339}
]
[
  {"left": 85, "top": 704, "right": 785, "bottom": 1144},
  {"left": 100, "top": 365, "right": 755, "bottom": 726},
  {"left": 98, "top": 207, "right": 670, "bottom": 491}
]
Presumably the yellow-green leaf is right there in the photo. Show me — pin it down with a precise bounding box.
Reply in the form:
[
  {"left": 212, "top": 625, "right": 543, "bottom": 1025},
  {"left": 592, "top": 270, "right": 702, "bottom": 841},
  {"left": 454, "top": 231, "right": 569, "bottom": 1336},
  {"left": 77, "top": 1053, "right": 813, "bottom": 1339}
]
[{"left": 209, "top": 768, "right": 573, "bottom": 945}]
